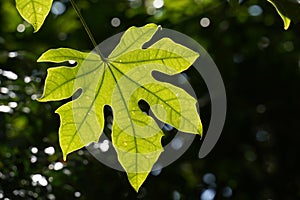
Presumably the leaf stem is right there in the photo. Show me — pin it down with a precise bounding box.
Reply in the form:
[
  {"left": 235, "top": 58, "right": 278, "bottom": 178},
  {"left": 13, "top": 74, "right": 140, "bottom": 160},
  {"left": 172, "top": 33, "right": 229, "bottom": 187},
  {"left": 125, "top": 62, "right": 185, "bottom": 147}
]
[{"left": 69, "top": 0, "right": 105, "bottom": 60}]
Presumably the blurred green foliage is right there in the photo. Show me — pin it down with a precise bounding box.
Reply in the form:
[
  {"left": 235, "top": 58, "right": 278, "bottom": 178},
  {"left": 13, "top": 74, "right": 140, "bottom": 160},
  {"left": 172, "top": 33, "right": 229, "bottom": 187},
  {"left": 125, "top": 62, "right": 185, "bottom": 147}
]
[{"left": 1, "top": 0, "right": 300, "bottom": 199}]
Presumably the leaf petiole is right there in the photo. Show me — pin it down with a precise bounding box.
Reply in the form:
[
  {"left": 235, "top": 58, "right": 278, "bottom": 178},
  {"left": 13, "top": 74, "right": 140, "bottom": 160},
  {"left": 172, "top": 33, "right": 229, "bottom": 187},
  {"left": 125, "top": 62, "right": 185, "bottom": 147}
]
[{"left": 69, "top": 0, "right": 105, "bottom": 60}]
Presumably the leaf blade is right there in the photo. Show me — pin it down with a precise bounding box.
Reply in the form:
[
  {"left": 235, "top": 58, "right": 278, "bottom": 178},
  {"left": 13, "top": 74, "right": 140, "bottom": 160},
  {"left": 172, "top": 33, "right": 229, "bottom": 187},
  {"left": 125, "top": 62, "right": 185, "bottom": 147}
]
[
  {"left": 37, "top": 48, "right": 100, "bottom": 101},
  {"left": 38, "top": 24, "right": 202, "bottom": 192},
  {"left": 15, "top": 0, "right": 53, "bottom": 32},
  {"left": 109, "top": 23, "right": 160, "bottom": 59},
  {"left": 267, "top": 0, "right": 291, "bottom": 30},
  {"left": 112, "top": 122, "right": 163, "bottom": 192}
]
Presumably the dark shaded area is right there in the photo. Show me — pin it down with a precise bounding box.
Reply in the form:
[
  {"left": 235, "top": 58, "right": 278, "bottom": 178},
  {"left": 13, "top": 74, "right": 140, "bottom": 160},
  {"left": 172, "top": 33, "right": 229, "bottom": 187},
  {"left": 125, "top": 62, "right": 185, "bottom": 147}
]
[{"left": 1, "top": 0, "right": 300, "bottom": 199}]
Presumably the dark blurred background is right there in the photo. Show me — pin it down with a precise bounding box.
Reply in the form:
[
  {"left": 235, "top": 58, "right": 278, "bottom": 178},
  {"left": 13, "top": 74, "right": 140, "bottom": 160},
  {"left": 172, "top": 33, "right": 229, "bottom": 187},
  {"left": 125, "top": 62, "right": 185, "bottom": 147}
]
[{"left": 1, "top": 0, "right": 300, "bottom": 199}]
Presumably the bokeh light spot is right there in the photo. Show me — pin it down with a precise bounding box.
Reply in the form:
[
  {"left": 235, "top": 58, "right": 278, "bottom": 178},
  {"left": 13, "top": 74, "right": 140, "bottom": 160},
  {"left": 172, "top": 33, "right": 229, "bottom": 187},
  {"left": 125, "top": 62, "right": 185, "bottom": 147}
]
[
  {"left": 173, "top": 190, "right": 181, "bottom": 200},
  {"left": 44, "top": 146, "right": 55, "bottom": 155},
  {"left": 74, "top": 191, "right": 81, "bottom": 198},
  {"left": 54, "top": 162, "right": 64, "bottom": 170},
  {"left": 1, "top": 70, "right": 18, "bottom": 80},
  {"left": 24, "top": 76, "right": 31, "bottom": 83},
  {"left": 58, "top": 32, "right": 68, "bottom": 41},
  {"left": 8, "top": 52, "right": 18, "bottom": 58},
  {"left": 0, "top": 105, "right": 12, "bottom": 113},
  {"left": 203, "top": 173, "right": 216, "bottom": 185},
  {"left": 129, "top": 0, "right": 142, "bottom": 8},
  {"left": 151, "top": 163, "right": 162, "bottom": 176},
  {"left": 69, "top": 60, "right": 76, "bottom": 65},
  {"left": 22, "top": 107, "right": 31, "bottom": 113},
  {"left": 0, "top": 87, "right": 9, "bottom": 94},
  {"left": 111, "top": 17, "right": 121, "bottom": 27},
  {"left": 233, "top": 53, "right": 244, "bottom": 63},
  {"left": 31, "top": 174, "right": 48, "bottom": 186},
  {"left": 8, "top": 102, "right": 18, "bottom": 108},
  {"left": 51, "top": 1, "right": 66, "bottom": 15},
  {"left": 200, "top": 17, "right": 210, "bottom": 27},
  {"left": 222, "top": 186, "right": 233, "bottom": 197},
  {"left": 100, "top": 140, "right": 110, "bottom": 152},
  {"left": 153, "top": 0, "right": 164, "bottom": 9},
  {"left": 256, "top": 104, "right": 266, "bottom": 114},
  {"left": 178, "top": 73, "right": 189, "bottom": 84},
  {"left": 248, "top": 5, "right": 263, "bottom": 16},
  {"left": 258, "top": 37, "right": 270, "bottom": 50},
  {"left": 219, "top": 20, "right": 229, "bottom": 31},
  {"left": 201, "top": 189, "right": 216, "bottom": 200},
  {"left": 47, "top": 194, "right": 56, "bottom": 200},
  {"left": 283, "top": 41, "right": 294, "bottom": 52},
  {"left": 256, "top": 130, "right": 270, "bottom": 142},
  {"left": 163, "top": 123, "right": 173, "bottom": 131},
  {"left": 17, "top": 24, "right": 26, "bottom": 33},
  {"left": 147, "top": 6, "right": 156, "bottom": 15},
  {"left": 244, "top": 150, "right": 257, "bottom": 162},
  {"left": 30, "top": 155, "right": 37, "bottom": 163},
  {"left": 31, "top": 147, "right": 38, "bottom": 154},
  {"left": 171, "top": 137, "right": 184, "bottom": 150}
]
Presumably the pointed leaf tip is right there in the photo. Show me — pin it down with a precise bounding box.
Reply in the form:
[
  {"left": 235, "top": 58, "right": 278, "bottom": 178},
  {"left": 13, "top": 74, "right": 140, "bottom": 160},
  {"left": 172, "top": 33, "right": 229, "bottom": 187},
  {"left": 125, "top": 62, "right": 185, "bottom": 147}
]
[
  {"left": 62, "top": 154, "right": 67, "bottom": 161},
  {"left": 15, "top": 0, "right": 53, "bottom": 32}
]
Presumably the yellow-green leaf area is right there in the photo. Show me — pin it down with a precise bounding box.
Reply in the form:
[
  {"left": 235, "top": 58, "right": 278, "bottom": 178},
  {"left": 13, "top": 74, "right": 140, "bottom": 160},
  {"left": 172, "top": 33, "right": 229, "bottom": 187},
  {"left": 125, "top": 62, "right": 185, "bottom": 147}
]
[
  {"left": 267, "top": 0, "right": 291, "bottom": 30},
  {"left": 15, "top": 0, "right": 53, "bottom": 32},
  {"left": 38, "top": 23, "right": 202, "bottom": 192}
]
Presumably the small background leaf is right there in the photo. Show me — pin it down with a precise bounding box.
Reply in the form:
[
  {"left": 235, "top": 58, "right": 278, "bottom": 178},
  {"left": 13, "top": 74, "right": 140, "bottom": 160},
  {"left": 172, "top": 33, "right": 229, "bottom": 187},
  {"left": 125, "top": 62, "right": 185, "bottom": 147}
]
[
  {"left": 15, "top": 0, "right": 53, "bottom": 32},
  {"left": 267, "top": 0, "right": 300, "bottom": 30}
]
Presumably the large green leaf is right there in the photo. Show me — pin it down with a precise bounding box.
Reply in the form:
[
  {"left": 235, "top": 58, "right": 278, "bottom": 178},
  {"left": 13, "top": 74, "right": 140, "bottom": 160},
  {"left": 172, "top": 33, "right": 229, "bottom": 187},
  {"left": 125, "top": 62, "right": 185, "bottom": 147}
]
[
  {"left": 38, "top": 24, "right": 202, "bottom": 191},
  {"left": 15, "top": 0, "right": 53, "bottom": 32},
  {"left": 267, "top": 0, "right": 300, "bottom": 30}
]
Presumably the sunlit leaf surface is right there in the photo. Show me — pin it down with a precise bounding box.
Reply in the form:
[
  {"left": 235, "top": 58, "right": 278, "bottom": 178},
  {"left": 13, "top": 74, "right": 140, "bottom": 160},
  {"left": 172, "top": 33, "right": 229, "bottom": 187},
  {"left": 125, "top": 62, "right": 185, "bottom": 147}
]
[
  {"left": 38, "top": 24, "right": 202, "bottom": 191},
  {"left": 15, "top": 0, "right": 53, "bottom": 32},
  {"left": 267, "top": 0, "right": 300, "bottom": 30},
  {"left": 267, "top": 0, "right": 291, "bottom": 30}
]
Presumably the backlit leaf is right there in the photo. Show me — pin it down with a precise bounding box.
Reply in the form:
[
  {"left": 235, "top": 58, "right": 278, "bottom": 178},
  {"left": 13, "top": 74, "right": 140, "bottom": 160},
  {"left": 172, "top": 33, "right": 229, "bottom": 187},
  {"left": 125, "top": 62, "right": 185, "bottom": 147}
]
[
  {"left": 38, "top": 24, "right": 202, "bottom": 191},
  {"left": 267, "top": 0, "right": 291, "bottom": 30},
  {"left": 15, "top": 0, "right": 53, "bottom": 32},
  {"left": 267, "top": 0, "right": 300, "bottom": 30}
]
